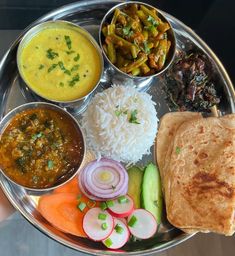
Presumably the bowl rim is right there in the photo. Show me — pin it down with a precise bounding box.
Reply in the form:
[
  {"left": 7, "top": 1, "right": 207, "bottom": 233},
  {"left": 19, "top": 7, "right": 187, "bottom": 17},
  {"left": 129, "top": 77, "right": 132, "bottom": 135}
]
[
  {"left": 0, "top": 101, "right": 86, "bottom": 191},
  {"left": 98, "top": 1, "right": 176, "bottom": 79},
  {"left": 17, "top": 20, "right": 104, "bottom": 104}
]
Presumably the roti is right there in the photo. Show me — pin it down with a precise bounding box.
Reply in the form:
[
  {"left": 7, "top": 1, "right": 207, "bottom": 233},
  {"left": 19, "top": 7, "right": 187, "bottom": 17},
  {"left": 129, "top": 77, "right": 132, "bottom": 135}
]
[
  {"left": 164, "top": 114, "right": 235, "bottom": 235},
  {"left": 156, "top": 112, "right": 202, "bottom": 189}
]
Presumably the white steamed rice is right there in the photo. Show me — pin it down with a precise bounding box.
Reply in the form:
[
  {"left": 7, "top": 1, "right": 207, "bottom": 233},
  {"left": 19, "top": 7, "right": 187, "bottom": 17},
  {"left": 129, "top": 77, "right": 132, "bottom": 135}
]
[{"left": 82, "top": 86, "right": 158, "bottom": 163}]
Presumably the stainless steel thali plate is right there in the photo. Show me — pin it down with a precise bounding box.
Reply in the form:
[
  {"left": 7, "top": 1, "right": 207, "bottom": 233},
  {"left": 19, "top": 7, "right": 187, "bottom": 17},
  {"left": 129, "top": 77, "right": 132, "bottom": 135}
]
[{"left": 0, "top": 0, "right": 234, "bottom": 255}]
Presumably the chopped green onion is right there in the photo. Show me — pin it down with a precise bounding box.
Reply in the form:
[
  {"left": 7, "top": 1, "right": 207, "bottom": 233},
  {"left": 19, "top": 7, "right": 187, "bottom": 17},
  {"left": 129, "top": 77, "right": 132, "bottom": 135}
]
[
  {"left": 101, "top": 222, "right": 108, "bottom": 230},
  {"left": 103, "top": 238, "right": 113, "bottom": 248},
  {"left": 98, "top": 213, "right": 107, "bottom": 220},
  {"left": 47, "top": 160, "right": 54, "bottom": 169},
  {"left": 77, "top": 202, "right": 86, "bottom": 212},
  {"left": 100, "top": 202, "right": 107, "bottom": 211},
  {"left": 128, "top": 215, "right": 138, "bottom": 227},
  {"left": 114, "top": 224, "right": 124, "bottom": 234},
  {"left": 176, "top": 146, "right": 181, "bottom": 154},
  {"left": 118, "top": 195, "right": 128, "bottom": 204},
  {"left": 106, "top": 200, "right": 114, "bottom": 208}
]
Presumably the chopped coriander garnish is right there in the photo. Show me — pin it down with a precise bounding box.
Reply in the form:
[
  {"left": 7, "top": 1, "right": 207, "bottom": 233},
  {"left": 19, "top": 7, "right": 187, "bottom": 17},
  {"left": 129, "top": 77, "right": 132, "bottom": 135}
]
[
  {"left": 59, "top": 82, "right": 64, "bottom": 87},
  {"left": 122, "top": 25, "right": 133, "bottom": 37},
  {"left": 71, "top": 64, "right": 80, "bottom": 72},
  {"left": 47, "top": 160, "right": 54, "bottom": 170},
  {"left": 58, "top": 61, "right": 71, "bottom": 76},
  {"left": 129, "top": 109, "right": 140, "bottom": 124},
  {"left": 32, "top": 132, "right": 43, "bottom": 140},
  {"left": 123, "top": 110, "right": 128, "bottom": 115},
  {"left": 147, "top": 15, "right": 159, "bottom": 27},
  {"left": 176, "top": 146, "right": 181, "bottom": 154},
  {"left": 101, "top": 222, "right": 108, "bottom": 230},
  {"left": 64, "top": 35, "right": 72, "bottom": 50},
  {"left": 38, "top": 64, "right": 44, "bottom": 70},
  {"left": 128, "top": 215, "right": 138, "bottom": 227},
  {"left": 100, "top": 202, "right": 107, "bottom": 211},
  {"left": 46, "top": 48, "right": 59, "bottom": 60},
  {"left": 114, "top": 224, "right": 124, "bottom": 234},
  {"left": 143, "top": 41, "right": 150, "bottom": 54},
  {"left": 68, "top": 74, "right": 80, "bottom": 87},
  {"left": 64, "top": 70, "right": 71, "bottom": 76},
  {"left": 103, "top": 238, "right": 113, "bottom": 247},
  {"left": 66, "top": 50, "right": 75, "bottom": 55},
  {"left": 77, "top": 202, "right": 86, "bottom": 212},
  {"left": 58, "top": 61, "right": 65, "bottom": 71},
  {"left": 98, "top": 213, "right": 107, "bottom": 220},
  {"left": 48, "top": 63, "right": 58, "bottom": 73},
  {"left": 74, "top": 53, "right": 80, "bottom": 62},
  {"left": 111, "top": 185, "right": 116, "bottom": 190},
  {"left": 115, "top": 110, "right": 122, "bottom": 117},
  {"left": 106, "top": 200, "right": 114, "bottom": 208}
]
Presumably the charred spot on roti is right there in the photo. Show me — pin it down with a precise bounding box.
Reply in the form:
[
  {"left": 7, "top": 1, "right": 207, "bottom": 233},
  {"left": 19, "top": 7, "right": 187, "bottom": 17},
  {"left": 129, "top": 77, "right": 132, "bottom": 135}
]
[{"left": 190, "top": 172, "right": 234, "bottom": 199}]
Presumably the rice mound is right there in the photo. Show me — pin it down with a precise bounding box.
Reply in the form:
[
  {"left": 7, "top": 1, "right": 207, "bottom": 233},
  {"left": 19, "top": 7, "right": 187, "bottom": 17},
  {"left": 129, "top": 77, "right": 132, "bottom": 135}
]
[{"left": 82, "top": 86, "right": 158, "bottom": 163}]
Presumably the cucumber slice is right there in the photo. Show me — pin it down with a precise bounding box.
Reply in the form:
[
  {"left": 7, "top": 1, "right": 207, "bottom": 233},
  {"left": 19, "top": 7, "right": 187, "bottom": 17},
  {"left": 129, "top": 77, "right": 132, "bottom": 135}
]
[
  {"left": 127, "top": 166, "right": 143, "bottom": 208},
  {"left": 141, "top": 163, "right": 163, "bottom": 224}
]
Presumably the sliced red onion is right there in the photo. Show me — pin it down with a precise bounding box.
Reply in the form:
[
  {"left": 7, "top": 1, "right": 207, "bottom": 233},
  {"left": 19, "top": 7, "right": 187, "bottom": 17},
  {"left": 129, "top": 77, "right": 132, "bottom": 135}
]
[{"left": 78, "top": 158, "right": 128, "bottom": 201}]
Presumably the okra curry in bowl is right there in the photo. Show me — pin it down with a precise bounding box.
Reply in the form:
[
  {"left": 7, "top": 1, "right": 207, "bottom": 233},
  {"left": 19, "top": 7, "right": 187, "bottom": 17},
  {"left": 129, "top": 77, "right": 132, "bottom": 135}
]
[
  {"left": 0, "top": 102, "right": 85, "bottom": 191},
  {"left": 99, "top": 1, "right": 176, "bottom": 78},
  {"left": 17, "top": 20, "right": 103, "bottom": 103}
]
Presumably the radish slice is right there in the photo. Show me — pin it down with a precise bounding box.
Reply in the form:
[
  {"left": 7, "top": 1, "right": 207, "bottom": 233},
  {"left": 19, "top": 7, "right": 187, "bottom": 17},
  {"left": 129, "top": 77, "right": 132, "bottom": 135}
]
[
  {"left": 107, "top": 195, "right": 134, "bottom": 218},
  {"left": 83, "top": 207, "right": 114, "bottom": 241},
  {"left": 127, "top": 209, "right": 157, "bottom": 239},
  {"left": 102, "top": 218, "right": 130, "bottom": 249}
]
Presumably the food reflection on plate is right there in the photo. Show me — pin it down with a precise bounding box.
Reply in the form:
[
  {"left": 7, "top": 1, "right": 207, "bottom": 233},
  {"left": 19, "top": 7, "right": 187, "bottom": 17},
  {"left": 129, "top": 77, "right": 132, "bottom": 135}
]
[
  {"left": 0, "top": 104, "right": 85, "bottom": 190},
  {"left": 17, "top": 21, "right": 103, "bottom": 102}
]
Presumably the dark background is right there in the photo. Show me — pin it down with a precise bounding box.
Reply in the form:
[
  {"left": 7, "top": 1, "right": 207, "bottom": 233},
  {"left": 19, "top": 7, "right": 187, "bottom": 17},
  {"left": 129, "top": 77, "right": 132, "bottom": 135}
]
[{"left": 0, "top": 0, "right": 234, "bottom": 84}]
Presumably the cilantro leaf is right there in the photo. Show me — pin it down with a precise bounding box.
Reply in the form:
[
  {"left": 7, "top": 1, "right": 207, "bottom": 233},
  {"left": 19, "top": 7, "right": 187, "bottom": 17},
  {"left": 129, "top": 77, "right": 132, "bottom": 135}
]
[
  {"left": 129, "top": 109, "right": 140, "bottom": 124},
  {"left": 46, "top": 48, "right": 59, "bottom": 60},
  {"left": 64, "top": 35, "right": 72, "bottom": 50}
]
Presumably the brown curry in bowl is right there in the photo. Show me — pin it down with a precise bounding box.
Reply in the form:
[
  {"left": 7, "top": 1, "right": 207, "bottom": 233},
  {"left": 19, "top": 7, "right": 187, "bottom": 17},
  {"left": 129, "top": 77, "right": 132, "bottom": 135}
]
[{"left": 0, "top": 107, "right": 84, "bottom": 189}]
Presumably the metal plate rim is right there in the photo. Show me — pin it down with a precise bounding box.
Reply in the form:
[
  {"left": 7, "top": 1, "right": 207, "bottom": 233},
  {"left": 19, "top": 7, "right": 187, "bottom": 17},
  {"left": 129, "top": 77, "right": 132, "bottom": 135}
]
[{"left": 0, "top": 0, "right": 234, "bottom": 255}]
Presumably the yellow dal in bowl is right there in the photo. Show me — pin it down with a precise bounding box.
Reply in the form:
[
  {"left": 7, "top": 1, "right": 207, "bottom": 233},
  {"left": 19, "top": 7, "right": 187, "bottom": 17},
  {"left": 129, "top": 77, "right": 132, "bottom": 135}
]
[{"left": 20, "top": 27, "right": 102, "bottom": 101}]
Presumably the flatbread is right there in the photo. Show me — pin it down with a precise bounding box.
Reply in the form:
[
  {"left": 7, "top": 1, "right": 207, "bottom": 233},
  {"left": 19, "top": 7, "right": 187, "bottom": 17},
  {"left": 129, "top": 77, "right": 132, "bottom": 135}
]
[
  {"left": 156, "top": 112, "right": 202, "bottom": 189},
  {"left": 164, "top": 114, "right": 235, "bottom": 235}
]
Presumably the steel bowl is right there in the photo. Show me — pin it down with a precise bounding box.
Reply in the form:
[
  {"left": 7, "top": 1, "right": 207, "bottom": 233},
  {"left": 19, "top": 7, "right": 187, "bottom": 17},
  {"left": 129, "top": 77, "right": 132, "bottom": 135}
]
[
  {"left": 0, "top": 102, "right": 86, "bottom": 192},
  {"left": 17, "top": 20, "right": 104, "bottom": 115},
  {"left": 99, "top": 1, "right": 176, "bottom": 90}
]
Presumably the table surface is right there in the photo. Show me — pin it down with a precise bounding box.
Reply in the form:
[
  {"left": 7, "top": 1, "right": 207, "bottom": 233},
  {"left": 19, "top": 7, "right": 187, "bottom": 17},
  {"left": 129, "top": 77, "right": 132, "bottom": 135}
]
[{"left": 0, "top": 5, "right": 235, "bottom": 255}]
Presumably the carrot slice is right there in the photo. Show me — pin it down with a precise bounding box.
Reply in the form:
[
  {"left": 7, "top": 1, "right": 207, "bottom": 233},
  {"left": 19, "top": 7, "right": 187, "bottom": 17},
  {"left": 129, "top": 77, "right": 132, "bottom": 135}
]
[
  {"left": 38, "top": 193, "right": 94, "bottom": 238},
  {"left": 54, "top": 176, "right": 80, "bottom": 194}
]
